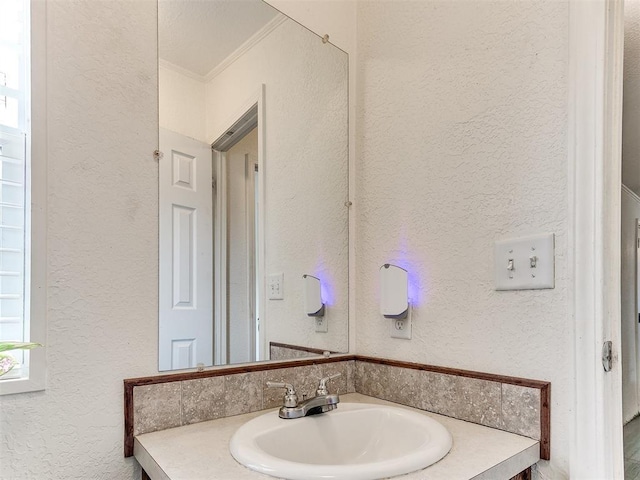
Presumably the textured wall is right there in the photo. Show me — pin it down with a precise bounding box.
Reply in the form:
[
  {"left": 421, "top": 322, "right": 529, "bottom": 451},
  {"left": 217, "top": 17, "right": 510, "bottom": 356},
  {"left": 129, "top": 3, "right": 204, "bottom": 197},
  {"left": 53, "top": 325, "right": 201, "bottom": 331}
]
[
  {"left": 621, "top": 186, "right": 640, "bottom": 423},
  {"left": 623, "top": 0, "right": 640, "bottom": 194},
  {"left": 159, "top": 65, "right": 207, "bottom": 143},
  {"left": 266, "top": 0, "right": 356, "bottom": 54},
  {"left": 227, "top": 128, "right": 258, "bottom": 364},
  {"left": 0, "top": 0, "right": 158, "bottom": 478},
  {"left": 205, "top": 19, "right": 349, "bottom": 356},
  {"left": 354, "top": 2, "right": 569, "bottom": 479},
  {"left": 265, "top": 0, "right": 358, "bottom": 356},
  {"left": 0, "top": 0, "right": 578, "bottom": 478},
  {"left": 158, "top": 19, "right": 349, "bottom": 361},
  {"left": 621, "top": 0, "right": 640, "bottom": 426}
]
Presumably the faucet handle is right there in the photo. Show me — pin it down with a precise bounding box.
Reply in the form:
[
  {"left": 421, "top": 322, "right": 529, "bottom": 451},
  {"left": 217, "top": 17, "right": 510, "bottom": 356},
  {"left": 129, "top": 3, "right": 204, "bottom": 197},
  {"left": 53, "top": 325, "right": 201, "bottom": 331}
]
[
  {"left": 316, "top": 373, "right": 342, "bottom": 396},
  {"left": 266, "top": 381, "right": 299, "bottom": 407}
]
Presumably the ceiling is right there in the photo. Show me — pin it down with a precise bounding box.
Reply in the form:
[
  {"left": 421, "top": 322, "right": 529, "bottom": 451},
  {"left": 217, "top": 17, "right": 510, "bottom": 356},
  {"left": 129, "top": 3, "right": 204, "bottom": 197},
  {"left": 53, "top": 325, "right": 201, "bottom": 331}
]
[{"left": 158, "top": 0, "right": 280, "bottom": 78}]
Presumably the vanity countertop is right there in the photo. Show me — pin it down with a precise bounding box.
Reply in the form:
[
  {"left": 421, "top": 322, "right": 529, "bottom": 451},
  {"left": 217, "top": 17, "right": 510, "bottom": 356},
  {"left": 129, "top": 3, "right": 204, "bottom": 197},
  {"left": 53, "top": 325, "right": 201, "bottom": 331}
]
[{"left": 134, "top": 393, "right": 539, "bottom": 480}]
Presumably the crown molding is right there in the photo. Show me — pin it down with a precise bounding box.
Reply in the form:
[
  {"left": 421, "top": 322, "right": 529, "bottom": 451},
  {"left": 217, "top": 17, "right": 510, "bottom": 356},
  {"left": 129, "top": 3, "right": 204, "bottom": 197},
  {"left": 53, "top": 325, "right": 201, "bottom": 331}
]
[
  {"left": 204, "top": 14, "right": 287, "bottom": 82},
  {"left": 158, "top": 58, "right": 207, "bottom": 83}
]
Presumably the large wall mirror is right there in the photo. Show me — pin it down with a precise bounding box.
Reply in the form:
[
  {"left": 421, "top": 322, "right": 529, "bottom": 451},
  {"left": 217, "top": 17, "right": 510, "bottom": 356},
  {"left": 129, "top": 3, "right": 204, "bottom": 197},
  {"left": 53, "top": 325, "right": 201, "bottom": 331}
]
[{"left": 157, "top": 0, "right": 349, "bottom": 371}]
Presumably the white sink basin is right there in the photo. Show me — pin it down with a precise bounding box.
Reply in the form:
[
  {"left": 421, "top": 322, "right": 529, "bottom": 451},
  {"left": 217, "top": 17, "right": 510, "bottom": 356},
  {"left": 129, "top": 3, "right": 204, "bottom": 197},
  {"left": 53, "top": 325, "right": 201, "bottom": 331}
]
[{"left": 229, "top": 402, "right": 453, "bottom": 480}]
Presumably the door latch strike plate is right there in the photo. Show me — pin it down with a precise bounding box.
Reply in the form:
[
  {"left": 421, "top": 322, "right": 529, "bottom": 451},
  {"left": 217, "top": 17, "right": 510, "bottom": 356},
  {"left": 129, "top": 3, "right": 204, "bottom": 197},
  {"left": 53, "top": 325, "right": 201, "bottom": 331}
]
[{"left": 602, "top": 341, "right": 613, "bottom": 372}]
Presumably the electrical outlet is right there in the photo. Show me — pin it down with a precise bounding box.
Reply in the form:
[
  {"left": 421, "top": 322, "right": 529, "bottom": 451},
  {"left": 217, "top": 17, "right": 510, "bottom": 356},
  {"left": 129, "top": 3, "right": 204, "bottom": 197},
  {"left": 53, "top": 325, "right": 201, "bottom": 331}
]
[
  {"left": 315, "top": 316, "right": 328, "bottom": 333},
  {"left": 390, "top": 307, "right": 411, "bottom": 339},
  {"left": 268, "top": 273, "right": 284, "bottom": 300}
]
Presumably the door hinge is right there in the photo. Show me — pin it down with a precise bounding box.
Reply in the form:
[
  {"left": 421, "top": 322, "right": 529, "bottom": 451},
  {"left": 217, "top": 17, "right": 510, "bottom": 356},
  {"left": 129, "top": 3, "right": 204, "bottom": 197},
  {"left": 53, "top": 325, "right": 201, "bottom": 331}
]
[{"left": 602, "top": 341, "right": 613, "bottom": 372}]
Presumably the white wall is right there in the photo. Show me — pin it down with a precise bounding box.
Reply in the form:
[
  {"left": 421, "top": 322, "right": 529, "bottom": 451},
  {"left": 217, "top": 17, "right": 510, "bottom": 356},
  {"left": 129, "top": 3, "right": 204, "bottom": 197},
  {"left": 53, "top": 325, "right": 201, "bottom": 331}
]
[
  {"left": 159, "top": 64, "right": 207, "bottom": 143},
  {"left": 205, "top": 19, "right": 349, "bottom": 355},
  {"left": 227, "top": 128, "right": 258, "bottom": 364},
  {"left": 622, "top": 185, "right": 640, "bottom": 424},
  {"left": 157, "top": 9, "right": 351, "bottom": 360},
  {"left": 265, "top": 0, "right": 358, "bottom": 356},
  {"left": 622, "top": 0, "right": 640, "bottom": 425},
  {"left": 623, "top": 0, "right": 640, "bottom": 195},
  {"left": 0, "top": 1, "right": 586, "bottom": 478},
  {"left": 354, "top": 2, "right": 569, "bottom": 479},
  {"left": 266, "top": 0, "right": 356, "bottom": 55},
  {"left": 0, "top": 0, "right": 158, "bottom": 478}
]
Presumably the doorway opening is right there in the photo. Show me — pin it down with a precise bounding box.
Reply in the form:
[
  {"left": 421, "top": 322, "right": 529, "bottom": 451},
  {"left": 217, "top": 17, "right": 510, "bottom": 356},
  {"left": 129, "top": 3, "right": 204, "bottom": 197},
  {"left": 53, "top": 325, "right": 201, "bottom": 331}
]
[{"left": 212, "top": 102, "right": 263, "bottom": 365}]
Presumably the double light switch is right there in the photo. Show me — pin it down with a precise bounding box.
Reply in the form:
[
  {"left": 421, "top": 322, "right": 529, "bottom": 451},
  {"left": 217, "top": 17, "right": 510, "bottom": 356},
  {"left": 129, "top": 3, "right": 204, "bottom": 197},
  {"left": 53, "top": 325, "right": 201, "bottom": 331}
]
[{"left": 494, "top": 233, "right": 555, "bottom": 290}]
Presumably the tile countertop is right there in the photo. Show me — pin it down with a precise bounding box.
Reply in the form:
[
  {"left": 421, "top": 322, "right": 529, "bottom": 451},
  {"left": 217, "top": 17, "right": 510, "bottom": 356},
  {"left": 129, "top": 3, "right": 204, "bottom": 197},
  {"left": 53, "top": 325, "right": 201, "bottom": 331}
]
[{"left": 134, "top": 393, "right": 540, "bottom": 480}]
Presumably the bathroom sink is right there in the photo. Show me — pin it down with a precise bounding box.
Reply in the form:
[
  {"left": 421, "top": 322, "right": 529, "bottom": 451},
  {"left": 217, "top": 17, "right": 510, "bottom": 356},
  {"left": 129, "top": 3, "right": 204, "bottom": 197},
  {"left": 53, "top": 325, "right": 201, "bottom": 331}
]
[{"left": 229, "top": 402, "right": 453, "bottom": 480}]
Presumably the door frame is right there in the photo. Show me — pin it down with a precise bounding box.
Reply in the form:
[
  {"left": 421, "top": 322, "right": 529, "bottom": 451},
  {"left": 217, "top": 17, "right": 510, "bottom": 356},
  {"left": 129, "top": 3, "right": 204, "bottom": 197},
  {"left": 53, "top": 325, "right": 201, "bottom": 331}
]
[
  {"left": 636, "top": 219, "right": 640, "bottom": 413},
  {"left": 569, "top": 0, "right": 624, "bottom": 476},
  {"left": 244, "top": 153, "right": 259, "bottom": 362},
  {"left": 212, "top": 86, "right": 266, "bottom": 365}
]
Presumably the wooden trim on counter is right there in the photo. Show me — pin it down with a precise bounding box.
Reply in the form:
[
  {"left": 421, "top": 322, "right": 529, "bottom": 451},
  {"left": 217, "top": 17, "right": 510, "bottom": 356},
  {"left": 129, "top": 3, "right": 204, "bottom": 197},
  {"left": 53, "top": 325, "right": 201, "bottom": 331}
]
[
  {"left": 356, "top": 356, "right": 550, "bottom": 389},
  {"left": 539, "top": 382, "right": 551, "bottom": 460},
  {"left": 124, "top": 355, "right": 550, "bottom": 461},
  {"left": 510, "top": 467, "right": 531, "bottom": 480},
  {"left": 124, "top": 380, "right": 135, "bottom": 458}
]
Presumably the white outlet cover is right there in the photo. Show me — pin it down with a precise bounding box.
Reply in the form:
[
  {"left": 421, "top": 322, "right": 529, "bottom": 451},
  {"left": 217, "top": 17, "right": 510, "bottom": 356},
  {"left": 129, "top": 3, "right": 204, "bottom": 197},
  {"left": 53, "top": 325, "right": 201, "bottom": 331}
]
[
  {"left": 390, "top": 306, "right": 411, "bottom": 339},
  {"left": 268, "top": 273, "right": 284, "bottom": 300},
  {"left": 494, "top": 233, "right": 555, "bottom": 290},
  {"left": 315, "top": 316, "right": 328, "bottom": 333}
]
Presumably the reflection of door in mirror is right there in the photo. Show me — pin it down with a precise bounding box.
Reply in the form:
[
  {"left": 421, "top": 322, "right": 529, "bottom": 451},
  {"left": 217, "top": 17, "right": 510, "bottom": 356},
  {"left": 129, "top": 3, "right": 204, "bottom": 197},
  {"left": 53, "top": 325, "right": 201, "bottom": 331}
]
[
  {"left": 158, "top": 129, "right": 214, "bottom": 371},
  {"left": 158, "top": 0, "right": 349, "bottom": 371}
]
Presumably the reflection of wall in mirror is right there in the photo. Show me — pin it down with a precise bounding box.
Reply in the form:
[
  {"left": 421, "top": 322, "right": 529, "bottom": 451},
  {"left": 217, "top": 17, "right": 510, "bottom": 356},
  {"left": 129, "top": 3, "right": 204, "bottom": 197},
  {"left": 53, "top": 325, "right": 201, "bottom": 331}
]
[
  {"left": 159, "top": 17, "right": 349, "bottom": 356},
  {"left": 227, "top": 128, "right": 258, "bottom": 364},
  {"left": 159, "top": 66, "right": 207, "bottom": 143}
]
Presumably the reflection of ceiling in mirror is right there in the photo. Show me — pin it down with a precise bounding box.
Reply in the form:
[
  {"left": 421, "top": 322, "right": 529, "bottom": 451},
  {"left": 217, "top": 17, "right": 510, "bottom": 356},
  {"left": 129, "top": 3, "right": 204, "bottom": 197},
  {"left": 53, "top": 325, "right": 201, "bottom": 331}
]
[{"left": 158, "top": 0, "right": 279, "bottom": 77}]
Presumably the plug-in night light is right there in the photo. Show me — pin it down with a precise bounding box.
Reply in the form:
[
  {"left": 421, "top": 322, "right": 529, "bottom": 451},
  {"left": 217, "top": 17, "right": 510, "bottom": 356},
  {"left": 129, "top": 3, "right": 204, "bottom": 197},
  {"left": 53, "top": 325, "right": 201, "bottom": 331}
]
[{"left": 380, "top": 264, "right": 409, "bottom": 319}]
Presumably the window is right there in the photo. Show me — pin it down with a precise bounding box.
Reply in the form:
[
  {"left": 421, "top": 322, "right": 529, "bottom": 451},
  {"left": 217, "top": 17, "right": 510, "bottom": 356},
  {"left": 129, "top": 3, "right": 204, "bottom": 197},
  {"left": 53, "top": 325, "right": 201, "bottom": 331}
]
[{"left": 0, "top": 0, "right": 45, "bottom": 395}]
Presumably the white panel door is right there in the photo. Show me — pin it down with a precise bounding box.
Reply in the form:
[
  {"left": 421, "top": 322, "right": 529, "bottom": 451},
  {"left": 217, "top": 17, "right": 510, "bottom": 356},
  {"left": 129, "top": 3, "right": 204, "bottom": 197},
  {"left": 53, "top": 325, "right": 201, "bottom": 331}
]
[{"left": 159, "top": 128, "right": 213, "bottom": 370}]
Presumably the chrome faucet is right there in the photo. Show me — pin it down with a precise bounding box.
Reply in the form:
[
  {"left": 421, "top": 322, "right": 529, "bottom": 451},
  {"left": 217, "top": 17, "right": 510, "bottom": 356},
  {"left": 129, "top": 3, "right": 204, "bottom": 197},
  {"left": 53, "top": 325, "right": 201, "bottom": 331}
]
[{"left": 266, "top": 373, "right": 341, "bottom": 419}]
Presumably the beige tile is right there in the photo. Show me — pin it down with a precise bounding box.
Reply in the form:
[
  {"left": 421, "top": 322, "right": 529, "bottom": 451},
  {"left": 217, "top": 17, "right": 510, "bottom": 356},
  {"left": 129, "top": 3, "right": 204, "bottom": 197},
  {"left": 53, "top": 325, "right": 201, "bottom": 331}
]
[
  {"left": 355, "top": 360, "right": 366, "bottom": 393},
  {"left": 269, "top": 346, "right": 317, "bottom": 361},
  {"left": 224, "top": 372, "right": 263, "bottom": 417},
  {"left": 501, "top": 384, "right": 541, "bottom": 440},
  {"left": 421, "top": 371, "right": 458, "bottom": 416},
  {"left": 133, "top": 382, "right": 182, "bottom": 435},
  {"left": 181, "top": 377, "right": 225, "bottom": 425},
  {"left": 355, "top": 362, "right": 392, "bottom": 400},
  {"left": 630, "top": 444, "right": 640, "bottom": 463},
  {"left": 355, "top": 362, "right": 501, "bottom": 430},
  {"left": 345, "top": 360, "right": 356, "bottom": 393},
  {"left": 625, "top": 459, "right": 640, "bottom": 480},
  {"left": 320, "top": 362, "right": 348, "bottom": 395},
  {"left": 626, "top": 416, "right": 640, "bottom": 460},
  {"left": 452, "top": 376, "right": 502, "bottom": 429},
  {"left": 390, "top": 367, "right": 429, "bottom": 410},
  {"left": 263, "top": 364, "right": 323, "bottom": 408}
]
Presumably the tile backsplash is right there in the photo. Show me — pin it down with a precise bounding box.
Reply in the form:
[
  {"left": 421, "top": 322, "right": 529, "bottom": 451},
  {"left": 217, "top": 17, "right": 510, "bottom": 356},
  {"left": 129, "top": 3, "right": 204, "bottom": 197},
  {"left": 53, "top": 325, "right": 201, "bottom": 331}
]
[
  {"left": 126, "top": 356, "right": 549, "bottom": 459},
  {"left": 355, "top": 361, "right": 540, "bottom": 440},
  {"left": 269, "top": 343, "right": 324, "bottom": 361},
  {"left": 132, "top": 361, "right": 355, "bottom": 436}
]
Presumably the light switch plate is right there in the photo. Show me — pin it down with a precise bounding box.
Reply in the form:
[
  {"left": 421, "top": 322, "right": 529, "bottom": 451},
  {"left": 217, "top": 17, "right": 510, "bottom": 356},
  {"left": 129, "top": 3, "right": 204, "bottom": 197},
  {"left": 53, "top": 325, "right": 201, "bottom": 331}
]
[
  {"left": 315, "top": 317, "right": 328, "bottom": 333},
  {"left": 494, "top": 233, "right": 555, "bottom": 290},
  {"left": 268, "top": 273, "right": 284, "bottom": 300}
]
